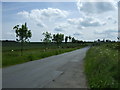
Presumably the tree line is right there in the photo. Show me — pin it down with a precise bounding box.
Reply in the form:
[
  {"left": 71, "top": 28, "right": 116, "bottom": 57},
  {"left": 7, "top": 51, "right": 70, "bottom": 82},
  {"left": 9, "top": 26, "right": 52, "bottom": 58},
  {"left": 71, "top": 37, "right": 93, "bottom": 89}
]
[
  {"left": 13, "top": 22, "right": 83, "bottom": 55},
  {"left": 13, "top": 22, "right": 119, "bottom": 56},
  {"left": 42, "top": 32, "right": 83, "bottom": 44}
]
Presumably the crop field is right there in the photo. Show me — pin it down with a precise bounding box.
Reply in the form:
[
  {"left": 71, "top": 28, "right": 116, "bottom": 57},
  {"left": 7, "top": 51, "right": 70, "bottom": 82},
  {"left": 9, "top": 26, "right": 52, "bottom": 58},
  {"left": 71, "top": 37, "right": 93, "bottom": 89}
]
[
  {"left": 2, "top": 42, "right": 89, "bottom": 67},
  {"left": 84, "top": 42, "right": 119, "bottom": 88}
]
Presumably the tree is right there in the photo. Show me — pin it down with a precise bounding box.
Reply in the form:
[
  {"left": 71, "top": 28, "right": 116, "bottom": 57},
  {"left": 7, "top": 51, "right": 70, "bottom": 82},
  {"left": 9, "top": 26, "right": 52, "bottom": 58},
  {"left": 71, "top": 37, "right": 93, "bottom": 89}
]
[
  {"left": 98, "top": 39, "right": 100, "bottom": 42},
  {"left": 72, "top": 37, "right": 76, "bottom": 43},
  {"left": 42, "top": 32, "right": 52, "bottom": 43},
  {"left": 102, "top": 39, "right": 105, "bottom": 42},
  {"left": 13, "top": 22, "right": 32, "bottom": 56},
  {"left": 69, "top": 36, "right": 72, "bottom": 42},
  {"left": 65, "top": 36, "right": 68, "bottom": 43},
  {"left": 52, "top": 33, "right": 64, "bottom": 45},
  {"left": 117, "top": 37, "right": 119, "bottom": 40}
]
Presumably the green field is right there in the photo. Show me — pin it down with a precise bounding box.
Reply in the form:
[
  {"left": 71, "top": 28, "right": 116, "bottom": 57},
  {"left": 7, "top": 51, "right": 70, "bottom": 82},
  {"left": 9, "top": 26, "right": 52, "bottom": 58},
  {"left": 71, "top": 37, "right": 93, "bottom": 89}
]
[
  {"left": 2, "top": 42, "right": 88, "bottom": 67},
  {"left": 84, "top": 42, "right": 119, "bottom": 88}
]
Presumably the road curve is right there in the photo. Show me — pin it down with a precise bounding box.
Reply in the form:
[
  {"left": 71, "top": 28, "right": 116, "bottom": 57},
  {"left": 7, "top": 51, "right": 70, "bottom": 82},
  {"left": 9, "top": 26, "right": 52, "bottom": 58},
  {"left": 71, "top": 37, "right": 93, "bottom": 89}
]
[{"left": 2, "top": 47, "right": 90, "bottom": 88}]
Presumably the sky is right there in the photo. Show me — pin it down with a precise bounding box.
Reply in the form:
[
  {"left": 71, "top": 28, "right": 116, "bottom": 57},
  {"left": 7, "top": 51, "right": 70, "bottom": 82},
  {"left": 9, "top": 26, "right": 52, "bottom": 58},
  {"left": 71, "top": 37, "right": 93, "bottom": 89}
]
[{"left": 2, "top": 0, "right": 119, "bottom": 42}]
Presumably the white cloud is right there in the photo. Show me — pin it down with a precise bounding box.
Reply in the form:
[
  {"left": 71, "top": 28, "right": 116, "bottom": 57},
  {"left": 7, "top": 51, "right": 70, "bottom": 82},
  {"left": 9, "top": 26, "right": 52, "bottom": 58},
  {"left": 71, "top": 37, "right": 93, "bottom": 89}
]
[
  {"left": 94, "top": 29, "right": 117, "bottom": 34},
  {"left": 67, "top": 16, "right": 106, "bottom": 27},
  {"left": 18, "top": 8, "right": 69, "bottom": 28},
  {"left": 106, "top": 16, "right": 118, "bottom": 24},
  {"left": 77, "top": 1, "right": 117, "bottom": 14},
  {"left": 73, "top": 32, "right": 83, "bottom": 36},
  {"left": 53, "top": 22, "right": 82, "bottom": 37},
  {"left": 53, "top": 16, "right": 107, "bottom": 39},
  {"left": 53, "top": 16, "right": 107, "bottom": 40},
  {"left": 114, "top": 20, "right": 117, "bottom": 24},
  {"left": 80, "top": 17, "right": 106, "bottom": 27},
  {"left": 94, "top": 28, "right": 118, "bottom": 39},
  {"left": 67, "top": 18, "right": 81, "bottom": 25},
  {"left": 54, "top": 22, "right": 70, "bottom": 32},
  {"left": 107, "top": 16, "right": 113, "bottom": 20},
  {"left": 18, "top": 8, "right": 69, "bottom": 19},
  {"left": 54, "top": 25, "right": 67, "bottom": 32}
]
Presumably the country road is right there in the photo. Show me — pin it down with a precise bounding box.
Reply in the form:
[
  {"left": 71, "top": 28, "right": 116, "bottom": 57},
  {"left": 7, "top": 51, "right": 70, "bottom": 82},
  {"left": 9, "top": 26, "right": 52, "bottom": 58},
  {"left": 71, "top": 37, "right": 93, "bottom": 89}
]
[{"left": 2, "top": 47, "right": 90, "bottom": 88}]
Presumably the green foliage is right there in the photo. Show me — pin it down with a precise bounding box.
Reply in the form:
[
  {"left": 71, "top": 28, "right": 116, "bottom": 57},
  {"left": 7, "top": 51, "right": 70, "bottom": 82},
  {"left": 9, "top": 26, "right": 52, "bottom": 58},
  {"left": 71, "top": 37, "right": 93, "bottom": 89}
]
[
  {"left": 52, "top": 33, "right": 64, "bottom": 45},
  {"left": 13, "top": 22, "right": 32, "bottom": 42},
  {"left": 13, "top": 22, "right": 32, "bottom": 56},
  {"left": 72, "top": 37, "right": 76, "bottom": 43},
  {"left": 84, "top": 43, "right": 119, "bottom": 88},
  {"left": 42, "top": 32, "right": 52, "bottom": 43},
  {"left": 68, "top": 36, "right": 71, "bottom": 42},
  {"left": 71, "top": 37, "right": 83, "bottom": 43},
  {"left": 65, "top": 36, "right": 69, "bottom": 43}
]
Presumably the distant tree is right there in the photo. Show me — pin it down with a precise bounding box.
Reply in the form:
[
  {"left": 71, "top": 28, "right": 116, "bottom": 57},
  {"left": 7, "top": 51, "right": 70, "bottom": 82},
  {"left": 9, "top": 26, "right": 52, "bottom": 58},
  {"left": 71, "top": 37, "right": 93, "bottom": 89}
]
[
  {"left": 72, "top": 37, "right": 76, "bottom": 43},
  {"left": 101, "top": 39, "right": 105, "bottom": 42},
  {"left": 13, "top": 22, "right": 32, "bottom": 56},
  {"left": 65, "top": 36, "right": 69, "bottom": 43},
  {"left": 103, "top": 39, "right": 105, "bottom": 42},
  {"left": 40, "top": 39, "right": 42, "bottom": 42},
  {"left": 106, "top": 39, "right": 111, "bottom": 42},
  {"left": 52, "top": 33, "right": 64, "bottom": 45},
  {"left": 98, "top": 39, "right": 100, "bottom": 42},
  {"left": 78, "top": 40, "right": 83, "bottom": 44},
  {"left": 117, "top": 37, "right": 119, "bottom": 40},
  {"left": 42, "top": 32, "right": 52, "bottom": 43},
  {"left": 69, "top": 36, "right": 72, "bottom": 42}
]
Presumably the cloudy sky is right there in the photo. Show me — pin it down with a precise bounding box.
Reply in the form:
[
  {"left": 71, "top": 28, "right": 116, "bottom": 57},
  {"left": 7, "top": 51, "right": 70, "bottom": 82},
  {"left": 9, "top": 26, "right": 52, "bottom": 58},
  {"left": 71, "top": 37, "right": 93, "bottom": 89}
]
[{"left": 2, "top": 0, "right": 119, "bottom": 42}]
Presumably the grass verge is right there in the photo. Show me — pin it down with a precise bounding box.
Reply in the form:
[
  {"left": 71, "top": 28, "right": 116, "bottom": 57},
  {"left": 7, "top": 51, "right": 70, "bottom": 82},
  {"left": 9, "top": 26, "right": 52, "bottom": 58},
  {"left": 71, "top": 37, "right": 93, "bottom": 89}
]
[
  {"left": 84, "top": 43, "right": 119, "bottom": 88},
  {"left": 3, "top": 45, "right": 86, "bottom": 67}
]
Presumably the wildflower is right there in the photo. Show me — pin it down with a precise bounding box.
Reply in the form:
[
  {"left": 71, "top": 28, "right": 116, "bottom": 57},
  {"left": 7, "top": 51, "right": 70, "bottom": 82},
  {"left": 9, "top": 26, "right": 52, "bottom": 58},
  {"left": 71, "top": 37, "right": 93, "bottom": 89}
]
[{"left": 11, "top": 50, "right": 14, "bottom": 52}]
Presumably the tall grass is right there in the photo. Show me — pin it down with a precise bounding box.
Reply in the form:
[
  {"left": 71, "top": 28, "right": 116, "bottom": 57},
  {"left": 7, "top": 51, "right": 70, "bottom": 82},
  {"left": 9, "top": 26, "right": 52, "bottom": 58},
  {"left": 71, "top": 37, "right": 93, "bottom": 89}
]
[{"left": 84, "top": 43, "right": 119, "bottom": 88}]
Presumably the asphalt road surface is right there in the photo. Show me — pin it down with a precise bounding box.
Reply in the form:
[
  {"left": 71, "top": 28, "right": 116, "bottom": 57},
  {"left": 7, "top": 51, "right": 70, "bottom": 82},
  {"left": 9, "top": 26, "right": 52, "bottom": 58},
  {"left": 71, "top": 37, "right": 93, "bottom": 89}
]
[{"left": 2, "top": 47, "right": 90, "bottom": 88}]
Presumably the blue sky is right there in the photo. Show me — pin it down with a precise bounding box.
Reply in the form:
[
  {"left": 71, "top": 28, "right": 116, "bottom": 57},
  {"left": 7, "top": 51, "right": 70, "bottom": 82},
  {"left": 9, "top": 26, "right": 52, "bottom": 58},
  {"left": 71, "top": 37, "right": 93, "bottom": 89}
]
[{"left": 2, "top": 1, "right": 118, "bottom": 42}]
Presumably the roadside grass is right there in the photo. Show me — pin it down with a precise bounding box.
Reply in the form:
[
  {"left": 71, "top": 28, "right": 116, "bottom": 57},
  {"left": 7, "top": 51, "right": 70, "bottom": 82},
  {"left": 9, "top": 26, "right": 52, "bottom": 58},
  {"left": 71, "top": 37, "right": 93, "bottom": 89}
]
[
  {"left": 2, "top": 42, "right": 87, "bottom": 67},
  {"left": 84, "top": 43, "right": 119, "bottom": 88},
  {"left": 0, "top": 43, "right": 2, "bottom": 68},
  {"left": 0, "top": 52, "right": 1, "bottom": 68}
]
